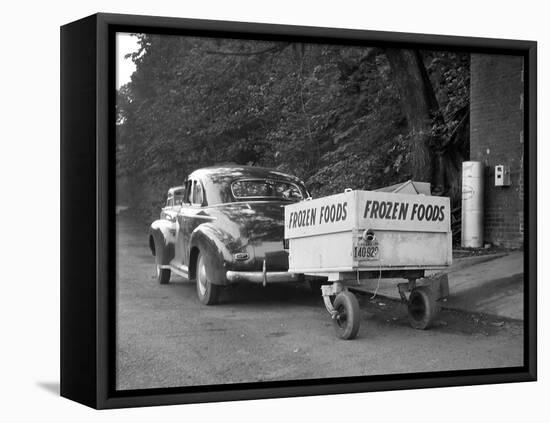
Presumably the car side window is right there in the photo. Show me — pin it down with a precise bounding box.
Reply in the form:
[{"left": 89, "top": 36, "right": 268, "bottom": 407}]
[
  {"left": 173, "top": 189, "right": 185, "bottom": 206},
  {"left": 183, "top": 180, "right": 192, "bottom": 204},
  {"left": 192, "top": 180, "right": 204, "bottom": 206}
]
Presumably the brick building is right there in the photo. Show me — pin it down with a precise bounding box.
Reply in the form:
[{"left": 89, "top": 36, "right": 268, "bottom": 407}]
[{"left": 469, "top": 54, "right": 524, "bottom": 249}]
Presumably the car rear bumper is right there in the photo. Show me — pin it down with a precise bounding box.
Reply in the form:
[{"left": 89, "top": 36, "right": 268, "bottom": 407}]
[{"left": 226, "top": 266, "right": 303, "bottom": 285}]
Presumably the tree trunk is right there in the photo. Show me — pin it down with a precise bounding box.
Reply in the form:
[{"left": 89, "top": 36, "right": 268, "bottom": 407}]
[{"left": 385, "top": 49, "right": 442, "bottom": 188}]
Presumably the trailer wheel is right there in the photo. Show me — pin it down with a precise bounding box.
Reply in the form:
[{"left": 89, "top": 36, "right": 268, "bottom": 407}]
[
  {"left": 332, "top": 291, "right": 360, "bottom": 340},
  {"left": 407, "top": 286, "right": 439, "bottom": 330},
  {"left": 156, "top": 264, "right": 171, "bottom": 285}
]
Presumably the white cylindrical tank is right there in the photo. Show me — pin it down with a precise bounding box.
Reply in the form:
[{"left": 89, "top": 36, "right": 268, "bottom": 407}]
[{"left": 461, "top": 161, "right": 484, "bottom": 248}]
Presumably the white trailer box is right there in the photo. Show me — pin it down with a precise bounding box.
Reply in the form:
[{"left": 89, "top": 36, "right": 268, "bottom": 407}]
[{"left": 284, "top": 190, "right": 452, "bottom": 275}]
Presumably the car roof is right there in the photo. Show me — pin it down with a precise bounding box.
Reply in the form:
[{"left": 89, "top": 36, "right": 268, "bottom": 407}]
[
  {"left": 188, "top": 165, "right": 304, "bottom": 184},
  {"left": 167, "top": 186, "right": 185, "bottom": 195}
]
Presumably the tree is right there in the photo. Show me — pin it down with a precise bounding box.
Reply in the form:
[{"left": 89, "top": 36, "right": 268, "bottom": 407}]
[
  {"left": 384, "top": 48, "right": 469, "bottom": 196},
  {"left": 384, "top": 49, "right": 441, "bottom": 191},
  {"left": 116, "top": 34, "right": 469, "bottom": 221}
]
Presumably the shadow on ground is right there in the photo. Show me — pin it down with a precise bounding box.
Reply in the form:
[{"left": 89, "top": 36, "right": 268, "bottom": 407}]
[{"left": 36, "top": 381, "right": 60, "bottom": 396}]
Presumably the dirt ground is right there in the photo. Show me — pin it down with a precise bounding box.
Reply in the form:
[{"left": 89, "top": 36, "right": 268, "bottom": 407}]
[{"left": 116, "top": 216, "right": 524, "bottom": 391}]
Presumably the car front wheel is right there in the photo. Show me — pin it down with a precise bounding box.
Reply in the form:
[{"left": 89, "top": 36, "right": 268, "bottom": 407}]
[{"left": 196, "top": 252, "right": 221, "bottom": 305}]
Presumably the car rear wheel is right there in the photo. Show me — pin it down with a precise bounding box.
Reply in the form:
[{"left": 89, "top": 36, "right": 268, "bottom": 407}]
[{"left": 196, "top": 252, "right": 221, "bottom": 305}]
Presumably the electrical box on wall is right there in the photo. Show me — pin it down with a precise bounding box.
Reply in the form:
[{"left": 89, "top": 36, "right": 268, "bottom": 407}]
[{"left": 495, "top": 164, "right": 511, "bottom": 186}]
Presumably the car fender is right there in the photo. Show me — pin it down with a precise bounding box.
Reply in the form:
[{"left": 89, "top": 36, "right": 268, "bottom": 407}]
[
  {"left": 148, "top": 219, "right": 176, "bottom": 265},
  {"left": 189, "top": 224, "right": 236, "bottom": 285}
]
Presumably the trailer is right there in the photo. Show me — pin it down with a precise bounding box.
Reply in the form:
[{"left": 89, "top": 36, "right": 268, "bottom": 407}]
[{"left": 284, "top": 184, "right": 452, "bottom": 339}]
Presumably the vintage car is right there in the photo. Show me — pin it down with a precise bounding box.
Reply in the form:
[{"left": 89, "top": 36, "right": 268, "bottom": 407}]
[
  {"left": 160, "top": 185, "right": 186, "bottom": 222},
  {"left": 149, "top": 165, "right": 308, "bottom": 305}
]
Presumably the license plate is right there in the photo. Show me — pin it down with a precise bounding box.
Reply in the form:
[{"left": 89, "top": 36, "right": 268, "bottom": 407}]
[{"left": 353, "top": 241, "right": 379, "bottom": 261}]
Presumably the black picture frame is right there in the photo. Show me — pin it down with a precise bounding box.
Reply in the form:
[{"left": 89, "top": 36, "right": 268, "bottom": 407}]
[{"left": 60, "top": 12, "right": 537, "bottom": 409}]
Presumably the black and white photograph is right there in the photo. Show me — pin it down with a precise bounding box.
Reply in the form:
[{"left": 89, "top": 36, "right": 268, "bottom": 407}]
[
  {"left": 114, "top": 30, "right": 527, "bottom": 391},
  {"left": 5, "top": 0, "right": 550, "bottom": 419}
]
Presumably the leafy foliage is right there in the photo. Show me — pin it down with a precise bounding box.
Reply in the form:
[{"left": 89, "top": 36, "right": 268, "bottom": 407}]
[{"left": 116, "top": 35, "right": 469, "bottom": 220}]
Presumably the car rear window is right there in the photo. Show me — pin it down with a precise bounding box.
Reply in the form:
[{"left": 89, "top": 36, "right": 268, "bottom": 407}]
[{"left": 231, "top": 179, "right": 304, "bottom": 201}]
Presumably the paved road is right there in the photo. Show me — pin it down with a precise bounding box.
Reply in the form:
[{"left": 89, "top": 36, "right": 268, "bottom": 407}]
[{"left": 116, "top": 216, "right": 523, "bottom": 390}]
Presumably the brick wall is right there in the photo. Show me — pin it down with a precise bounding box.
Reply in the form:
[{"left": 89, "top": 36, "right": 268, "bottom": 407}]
[{"left": 470, "top": 54, "right": 524, "bottom": 248}]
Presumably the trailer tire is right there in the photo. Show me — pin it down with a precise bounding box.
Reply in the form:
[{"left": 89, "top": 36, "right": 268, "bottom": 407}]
[
  {"left": 407, "top": 286, "right": 439, "bottom": 330},
  {"left": 156, "top": 264, "right": 171, "bottom": 285},
  {"left": 332, "top": 291, "right": 360, "bottom": 340}
]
